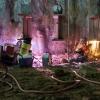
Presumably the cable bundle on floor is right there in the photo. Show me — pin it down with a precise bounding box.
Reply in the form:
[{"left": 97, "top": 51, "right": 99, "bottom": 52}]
[{"left": 0, "top": 70, "right": 80, "bottom": 94}]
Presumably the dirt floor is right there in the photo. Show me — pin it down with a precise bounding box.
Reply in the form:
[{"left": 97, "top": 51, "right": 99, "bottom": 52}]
[{"left": 0, "top": 63, "right": 100, "bottom": 100}]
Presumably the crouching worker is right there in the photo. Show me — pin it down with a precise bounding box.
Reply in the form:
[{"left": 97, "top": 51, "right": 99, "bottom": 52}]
[{"left": 69, "top": 37, "right": 89, "bottom": 63}]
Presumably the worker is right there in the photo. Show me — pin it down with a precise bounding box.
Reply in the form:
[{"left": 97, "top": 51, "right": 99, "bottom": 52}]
[
  {"left": 69, "top": 37, "right": 89, "bottom": 63},
  {"left": 42, "top": 52, "right": 52, "bottom": 67},
  {"left": 75, "top": 37, "right": 88, "bottom": 55}
]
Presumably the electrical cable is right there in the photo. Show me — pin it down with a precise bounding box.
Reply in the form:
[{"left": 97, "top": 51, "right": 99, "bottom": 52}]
[
  {"left": 0, "top": 64, "right": 13, "bottom": 92},
  {"left": 0, "top": 79, "right": 13, "bottom": 92},
  {"left": 50, "top": 75, "right": 80, "bottom": 84},
  {"left": 0, "top": 70, "right": 80, "bottom": 94},
  {"left": 72, "top": 70, "right": 100, "bottom": 85}
]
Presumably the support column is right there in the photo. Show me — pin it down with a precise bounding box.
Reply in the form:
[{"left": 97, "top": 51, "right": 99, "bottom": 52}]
[
  {"left": 18, "top": 14, "right": 32, "bottom": 55},
  {"left": 52, "top": 15, "right": 59, "bottom": 39},
  {"left": 19, "top": 14, "right": 32, "bottom": 38}
]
